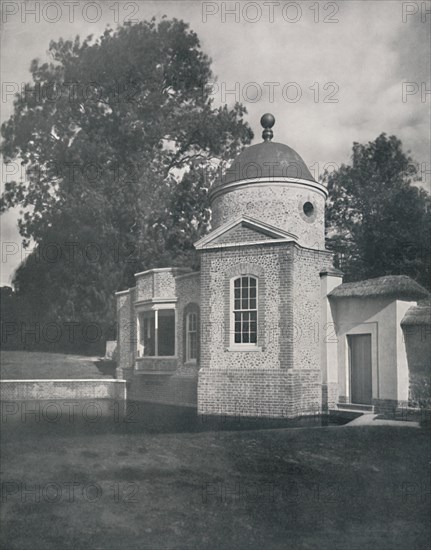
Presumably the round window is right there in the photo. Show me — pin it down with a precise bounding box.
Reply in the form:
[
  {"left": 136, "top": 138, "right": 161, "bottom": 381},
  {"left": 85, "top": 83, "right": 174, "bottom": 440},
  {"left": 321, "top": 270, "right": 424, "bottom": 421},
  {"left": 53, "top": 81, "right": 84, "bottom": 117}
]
[{"left": 303, "top": 202, "right": 314, "bottom": 217}]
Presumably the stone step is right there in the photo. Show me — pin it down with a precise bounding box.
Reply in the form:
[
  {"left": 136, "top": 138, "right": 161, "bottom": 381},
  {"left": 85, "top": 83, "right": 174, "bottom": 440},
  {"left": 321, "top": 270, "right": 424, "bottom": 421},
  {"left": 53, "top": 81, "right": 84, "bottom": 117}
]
[{"left": 337, "top": 403, "right": 375, "bottom": 412}]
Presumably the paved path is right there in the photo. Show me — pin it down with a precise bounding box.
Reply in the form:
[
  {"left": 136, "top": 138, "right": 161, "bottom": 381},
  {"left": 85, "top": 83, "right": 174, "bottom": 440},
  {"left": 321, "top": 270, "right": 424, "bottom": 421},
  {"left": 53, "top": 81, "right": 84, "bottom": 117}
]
[{"left": 346, "top": 413, "right": 420, "bottom": 428}]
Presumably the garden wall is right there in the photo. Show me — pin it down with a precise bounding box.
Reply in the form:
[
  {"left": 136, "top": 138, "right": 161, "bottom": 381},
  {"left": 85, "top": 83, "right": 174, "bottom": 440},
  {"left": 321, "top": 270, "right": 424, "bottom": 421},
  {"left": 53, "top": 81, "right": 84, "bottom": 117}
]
[{"left": 0, "top": 379, "right": 126, "bottom": 401}]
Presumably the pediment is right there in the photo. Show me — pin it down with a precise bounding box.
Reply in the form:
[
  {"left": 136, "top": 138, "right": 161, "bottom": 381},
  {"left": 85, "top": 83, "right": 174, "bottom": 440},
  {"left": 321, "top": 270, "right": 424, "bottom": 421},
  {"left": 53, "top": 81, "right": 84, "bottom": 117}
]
[{"left": 194, "top": 216, "right": 298, "bottom": 250}]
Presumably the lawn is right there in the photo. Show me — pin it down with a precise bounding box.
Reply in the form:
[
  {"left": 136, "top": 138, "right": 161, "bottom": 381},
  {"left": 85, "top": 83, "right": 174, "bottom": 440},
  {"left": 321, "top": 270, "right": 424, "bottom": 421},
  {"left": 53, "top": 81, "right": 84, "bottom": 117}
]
[
  {"left": 0, "top": 351, "right": 114, "bottom": 380},
  {"left": 1, "top": 408, "right": 430, "bottom": 550}
]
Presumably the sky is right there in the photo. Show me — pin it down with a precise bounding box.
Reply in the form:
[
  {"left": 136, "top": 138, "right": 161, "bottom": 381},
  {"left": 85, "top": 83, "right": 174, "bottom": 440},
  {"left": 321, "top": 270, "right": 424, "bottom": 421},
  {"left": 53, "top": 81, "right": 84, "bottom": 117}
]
[{"left": 1, "top": 0, "right": 430, "bottom": 285}]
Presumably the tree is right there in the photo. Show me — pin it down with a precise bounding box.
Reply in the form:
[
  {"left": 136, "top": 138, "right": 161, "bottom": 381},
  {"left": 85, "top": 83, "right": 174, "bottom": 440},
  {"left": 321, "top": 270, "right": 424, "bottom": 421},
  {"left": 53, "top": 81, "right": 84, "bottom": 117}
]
[
  {"left": 324, "top": 133, "right": 430, "bottom": 290},
  {"left": 1, "top": 19, "right": 253, "bottom": 352}
]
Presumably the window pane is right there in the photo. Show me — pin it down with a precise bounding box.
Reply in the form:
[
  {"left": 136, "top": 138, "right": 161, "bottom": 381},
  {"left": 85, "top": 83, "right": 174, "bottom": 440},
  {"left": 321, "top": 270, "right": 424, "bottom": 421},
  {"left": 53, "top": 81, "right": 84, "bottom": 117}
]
[
  {"left": 242, "top": 318, "right": 249, "bottom": 333},
  {"left": 188, "top": 313, "right": 196, "bottom": 331},
  {"left": 241, "top": 276, "right": 248, "bottom": 287},
  {"left": 142, "top": 311, "right": 155, "bottom": 356},
  {"left": 158, "top": 310, "right": 175, "bottom": 356},
  {"left": 250, "top": 321, "right": 257, "bottom": 341},
  {"left": 186, "top": 312, "right": 198, "bottom": 361},
  {"left": 234, "top": 299, "right": 241, "bottom": 310},
  {"left": 189, "top": 332, "right": 197, "bottom": 360},
  {"left": 250, "top": 298, "right": 256, "bottom": 309},
  {"left": 250, "top": 286, "right": 256, "bottom": 298}
]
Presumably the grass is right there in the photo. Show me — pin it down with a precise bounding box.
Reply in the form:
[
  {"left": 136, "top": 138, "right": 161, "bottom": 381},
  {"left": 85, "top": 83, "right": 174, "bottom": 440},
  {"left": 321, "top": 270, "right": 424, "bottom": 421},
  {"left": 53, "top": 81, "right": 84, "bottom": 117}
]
[
  {"left": 0, "top": 351, "right": 114, "bottom": 380},
  {"left": 1, "top": 407, "right": 430, "bottom": 550}
]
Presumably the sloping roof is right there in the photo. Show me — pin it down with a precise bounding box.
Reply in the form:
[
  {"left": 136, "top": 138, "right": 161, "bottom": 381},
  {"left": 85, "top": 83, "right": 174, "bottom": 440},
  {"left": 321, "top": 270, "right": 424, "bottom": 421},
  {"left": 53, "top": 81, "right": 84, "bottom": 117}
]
[
  {"left": 328, "top": 275, "right": 430, "bottom": 301},
  {"left": 401, "top": 300, "right": 431, "bottom": 326},
  {"left": 320, "top": 268, "right": 344, "bottom": 277}
]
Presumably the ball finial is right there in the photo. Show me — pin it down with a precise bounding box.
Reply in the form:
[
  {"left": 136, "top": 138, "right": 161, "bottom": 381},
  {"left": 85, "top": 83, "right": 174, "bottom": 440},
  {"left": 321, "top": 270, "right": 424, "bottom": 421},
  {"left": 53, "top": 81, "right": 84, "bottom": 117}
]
[{"left": 260, "top": 113, "right": 275, "bottom": 141}]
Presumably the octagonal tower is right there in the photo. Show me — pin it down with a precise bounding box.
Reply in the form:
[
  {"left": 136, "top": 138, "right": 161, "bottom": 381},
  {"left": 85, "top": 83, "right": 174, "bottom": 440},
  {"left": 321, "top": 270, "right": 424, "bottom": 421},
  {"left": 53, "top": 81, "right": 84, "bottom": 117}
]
[
  {"left": 196, "top": 114, "right": 336, "bottom": 419},
  {"left": 210, "top": 114, "right": 327, "bottom": 249}
]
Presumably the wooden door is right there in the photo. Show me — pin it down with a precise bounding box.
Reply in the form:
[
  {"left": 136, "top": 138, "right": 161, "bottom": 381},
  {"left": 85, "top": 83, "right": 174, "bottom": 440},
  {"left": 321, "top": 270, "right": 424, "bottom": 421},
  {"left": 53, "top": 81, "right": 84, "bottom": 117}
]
[{"left": 348, "top": 334, "right": 372, "bottom": 405}]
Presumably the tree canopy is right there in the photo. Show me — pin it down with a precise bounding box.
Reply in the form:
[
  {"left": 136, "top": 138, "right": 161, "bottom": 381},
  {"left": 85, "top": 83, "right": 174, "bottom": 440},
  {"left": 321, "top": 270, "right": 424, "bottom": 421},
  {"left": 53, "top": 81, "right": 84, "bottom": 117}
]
[
  {"left": 1, "top": 18, "right": 253, "bottom": 352},
  {"left": 2, "top": 20, "right": 429, "bottom": 353},
  {"left": 324, "top": 133, "right": 430, "bottom": 290}
]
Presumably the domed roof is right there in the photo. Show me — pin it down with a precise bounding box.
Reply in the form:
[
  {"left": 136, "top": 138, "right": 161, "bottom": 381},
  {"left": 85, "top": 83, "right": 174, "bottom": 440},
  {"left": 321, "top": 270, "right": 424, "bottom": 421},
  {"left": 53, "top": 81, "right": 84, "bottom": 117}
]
[
  {"left": 213, "top": 114, "right": 315, "bottom": 190},
  {"left": 222, "top": 141, "right": 315, "bottom": 185}
]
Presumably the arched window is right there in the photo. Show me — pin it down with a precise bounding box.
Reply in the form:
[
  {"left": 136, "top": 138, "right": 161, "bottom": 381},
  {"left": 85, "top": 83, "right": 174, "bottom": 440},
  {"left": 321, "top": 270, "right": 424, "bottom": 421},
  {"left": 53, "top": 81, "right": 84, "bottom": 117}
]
[
  {"left": 232, "top": 276, "right": 258, "bottom": 345},
  {"left": 186, "top": 311, "right": 198, "bottom": 362}
]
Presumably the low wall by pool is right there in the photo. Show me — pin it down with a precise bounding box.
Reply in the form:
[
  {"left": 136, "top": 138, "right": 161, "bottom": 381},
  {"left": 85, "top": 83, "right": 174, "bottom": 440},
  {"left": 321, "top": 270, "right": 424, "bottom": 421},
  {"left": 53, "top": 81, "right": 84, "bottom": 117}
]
[{"left": 0, "top": 379, "right": 126, "bottom": 401}]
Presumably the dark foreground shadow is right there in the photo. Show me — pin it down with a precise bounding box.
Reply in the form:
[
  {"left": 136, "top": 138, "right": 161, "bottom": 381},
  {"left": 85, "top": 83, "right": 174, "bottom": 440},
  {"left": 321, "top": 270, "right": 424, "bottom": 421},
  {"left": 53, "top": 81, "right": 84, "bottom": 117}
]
[{"left": 1, "top": 400, "right": 359, "bottom": 440}]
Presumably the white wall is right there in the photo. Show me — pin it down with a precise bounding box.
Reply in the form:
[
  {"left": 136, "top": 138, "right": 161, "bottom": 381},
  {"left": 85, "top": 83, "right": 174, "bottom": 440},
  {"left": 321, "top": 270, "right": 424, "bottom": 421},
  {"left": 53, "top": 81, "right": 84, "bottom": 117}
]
[
  {"left": 330, "top": 297, "right": 415, "bottom": 403},
  {"left": 320, "top": 273, "right": 343, "bottom": 388},
  {"left": 396, "top": 301, "right": 416, "bottom": 401}
]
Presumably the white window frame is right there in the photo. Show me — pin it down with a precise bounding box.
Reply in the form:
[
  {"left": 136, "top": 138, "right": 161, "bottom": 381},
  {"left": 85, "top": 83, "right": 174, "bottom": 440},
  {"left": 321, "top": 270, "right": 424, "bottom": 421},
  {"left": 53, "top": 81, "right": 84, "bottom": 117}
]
[
  {"left": 185, "top": 311, "right": 198, "bottom": 363},
  {"left": 229, "top": 275, "right": 261, "bottom": 352},
  {"left": 136, "top": 303, "right": 177, "bottom": 358}
]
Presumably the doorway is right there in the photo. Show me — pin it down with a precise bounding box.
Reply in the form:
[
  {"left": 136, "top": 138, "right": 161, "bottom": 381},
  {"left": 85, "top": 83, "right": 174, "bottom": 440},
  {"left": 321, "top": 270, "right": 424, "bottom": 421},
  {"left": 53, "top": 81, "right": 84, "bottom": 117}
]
[{"left": 348, "top": 334, "right": 372, "bottom": 405}]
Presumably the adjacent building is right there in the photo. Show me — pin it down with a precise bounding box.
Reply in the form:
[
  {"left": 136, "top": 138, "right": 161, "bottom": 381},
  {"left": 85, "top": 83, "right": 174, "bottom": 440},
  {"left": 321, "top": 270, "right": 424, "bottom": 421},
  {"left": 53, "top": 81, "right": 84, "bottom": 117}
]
[{"left": 116, "top": 114, "right": 430, "bottom": 417}]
